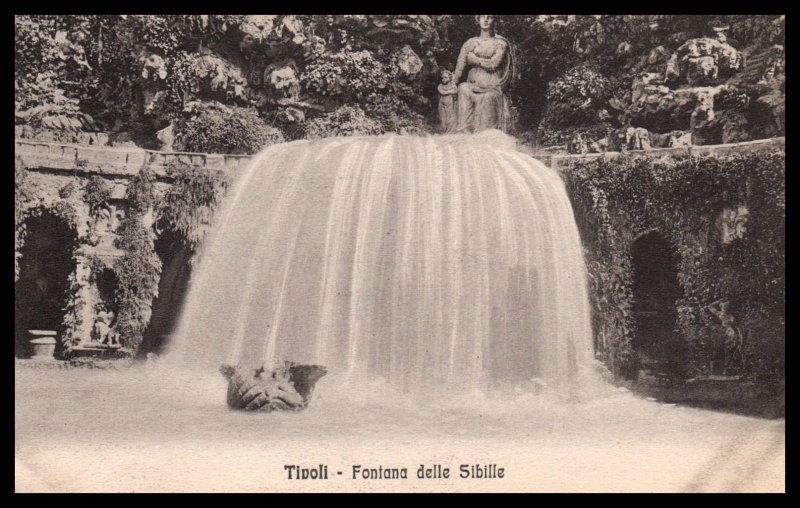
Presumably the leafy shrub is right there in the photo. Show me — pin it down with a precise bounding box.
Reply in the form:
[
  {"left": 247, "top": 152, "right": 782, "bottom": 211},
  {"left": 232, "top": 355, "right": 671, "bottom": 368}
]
[
  {"left": 83, "top": 175, "right": 112, "bottom": 215},
  {"left": 362, "top": 93, "right": 428, "bottom": 135},
  {"left": 540, "top": 64, "right": 612, "bottom": 129},
  {"left": 305, "top": 105, "right": 383, "bottom": 139},
  {"left": 112, "top": 218, "right": 162, "bottom": 351},
  {"left": 301, "top": 49, "right": 389, "bottom": 101},
  {"left": 157, "top": 161, "right": 230, "bottom": 248},
  {"left": 126, "top": 166, "right": 157, "bottom": 215},
  {"left": 174, "top": 105, "right": 284, "bottom": 154}
]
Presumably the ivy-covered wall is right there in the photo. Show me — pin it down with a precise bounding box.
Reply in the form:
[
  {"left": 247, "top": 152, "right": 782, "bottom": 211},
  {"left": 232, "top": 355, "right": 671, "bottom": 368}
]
[
  {"left": 15, "top": 156, "right": 229, "bottom": 359},
  {"left": 561, "top": 146, "right": 784, "bottom": 382}
]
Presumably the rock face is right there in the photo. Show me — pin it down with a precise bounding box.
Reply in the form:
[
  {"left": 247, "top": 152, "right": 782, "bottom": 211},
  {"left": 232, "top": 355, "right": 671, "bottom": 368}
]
[
  {"left": 393, "top": 45, "right": 423, "bottom": 76},
  {"left": 219, "top": 362, "right": 327, "bottom": 412},
  {"left": 545, "top": 19, "right": 783, "bottom": 153},
  {"left": 676, "top": 37, "right": 743, "bottom": 85}
]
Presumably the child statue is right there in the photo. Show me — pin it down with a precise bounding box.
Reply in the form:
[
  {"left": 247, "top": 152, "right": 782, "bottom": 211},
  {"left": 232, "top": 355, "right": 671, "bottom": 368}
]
[
  {"left": 437, "top": 69, "right": 458, "bottom": 133},
  {"left": 93, "top": 307, "right": 120, "bottom": 348}
]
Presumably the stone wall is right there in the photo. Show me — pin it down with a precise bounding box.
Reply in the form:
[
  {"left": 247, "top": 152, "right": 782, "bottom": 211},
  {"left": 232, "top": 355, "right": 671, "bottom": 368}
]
[
  {"left": 15, "top": 139, "right": 252, "bottom": 178},
  {"left": 17, "top": 136, "right": 786, "bottom": 178},
  {"left": 550, "top": 136, "right": 785, "bottom": 170}
]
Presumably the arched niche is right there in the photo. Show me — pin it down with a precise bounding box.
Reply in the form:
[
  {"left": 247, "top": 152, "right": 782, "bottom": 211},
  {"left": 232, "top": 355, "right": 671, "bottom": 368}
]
[
  {"left": 15, "top": 209, "right": 78, "bottom": 358},
  {"left": 630, "top": 230, "right": 687, "bottom": 382},
  {"left": 139, "top": 229, "right": 194, "bottom": 357}
]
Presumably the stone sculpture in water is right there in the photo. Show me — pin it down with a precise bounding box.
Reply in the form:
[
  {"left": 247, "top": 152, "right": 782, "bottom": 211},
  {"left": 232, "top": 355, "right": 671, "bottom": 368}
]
[{"left": 219, "top": 362, "right": 327, "bottom": 412}]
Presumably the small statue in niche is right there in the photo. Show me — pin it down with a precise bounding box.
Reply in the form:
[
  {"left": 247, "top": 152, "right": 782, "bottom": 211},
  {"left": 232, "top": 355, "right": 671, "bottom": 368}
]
[
  {"left": 707, "top": 298, "right": 744, "bottom": 375},
  {"left": 716, "top": 205, "right": 749, "bottom": 244},
  {"left": 111, "top": 203, "right": 127, "bottom": 232},
  {"left": 93, "top": 307, "right": 120, "bottom": 348},
  {"left": 625, "top": 126, "right": 651, "bottom": 150},
  {"left": 437, "top": 69, "right": 458, "bottom": 133},
  {"left": 88, "top": 205, "right": 113, "bottom": 246}
]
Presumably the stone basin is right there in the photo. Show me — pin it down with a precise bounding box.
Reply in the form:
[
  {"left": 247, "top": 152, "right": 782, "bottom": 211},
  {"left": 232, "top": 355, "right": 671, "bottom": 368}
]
[{"left": 27, "top": 330, "right": 57, "bottom": 359}]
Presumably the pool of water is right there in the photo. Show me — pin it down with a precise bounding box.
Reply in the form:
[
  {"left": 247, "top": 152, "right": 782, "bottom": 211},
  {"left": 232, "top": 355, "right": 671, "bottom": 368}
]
[{"left": 14, "top": 365, "right": 784, "bottom": 492}]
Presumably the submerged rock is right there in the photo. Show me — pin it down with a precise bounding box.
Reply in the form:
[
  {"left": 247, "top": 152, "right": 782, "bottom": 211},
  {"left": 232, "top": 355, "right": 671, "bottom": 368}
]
[{"left": 219, "top": 362, "right": 327, "bottom": 412}]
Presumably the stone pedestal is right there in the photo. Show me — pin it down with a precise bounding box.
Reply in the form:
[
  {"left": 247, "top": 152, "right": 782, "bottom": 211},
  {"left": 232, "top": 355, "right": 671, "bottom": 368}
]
[{"left": 28, "top": 330, "right": 57, "bottom": 359}]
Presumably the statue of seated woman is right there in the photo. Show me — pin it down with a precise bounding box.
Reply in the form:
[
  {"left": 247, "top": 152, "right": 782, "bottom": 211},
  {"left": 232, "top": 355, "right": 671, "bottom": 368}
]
[{"left": 448, "top": 15, "right": 514, "bottom": 133}]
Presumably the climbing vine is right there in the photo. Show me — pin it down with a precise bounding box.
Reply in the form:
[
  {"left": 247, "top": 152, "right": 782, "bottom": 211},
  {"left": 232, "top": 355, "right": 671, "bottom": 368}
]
[
  {"left": 126, "top": 165, "right": 157, "bottom": 214},
  {"left": 83, "top": 175, "right": 112, "bottom": 215},
  {"left": 157, "top": 160, "right": 231, "bottom": 249},
  {"left": 15, "top": 161, "right": 41, "bottom": 281},
  {"left": 562, "top": 148, "right": 784, "bottom": 381},
  {"left": 112, "top": 216, "right": 162, "bottom": 351}
]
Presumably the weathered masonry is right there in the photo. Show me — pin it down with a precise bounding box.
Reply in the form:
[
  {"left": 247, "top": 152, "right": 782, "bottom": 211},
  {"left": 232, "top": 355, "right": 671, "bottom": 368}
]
[{"left": 15, "top": 141, "right": 250, "bottom": 359}]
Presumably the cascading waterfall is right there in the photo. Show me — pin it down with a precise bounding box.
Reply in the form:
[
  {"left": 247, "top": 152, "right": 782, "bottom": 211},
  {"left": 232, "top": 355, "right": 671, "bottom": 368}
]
[{"left": 166, "top": 130, "right": 594, "bottom": 394}]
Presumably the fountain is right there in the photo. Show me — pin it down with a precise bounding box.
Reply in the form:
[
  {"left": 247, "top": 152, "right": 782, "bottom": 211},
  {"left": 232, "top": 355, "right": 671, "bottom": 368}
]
[{"left": 166, "top": 130, "right": 594, "bottom": 395}]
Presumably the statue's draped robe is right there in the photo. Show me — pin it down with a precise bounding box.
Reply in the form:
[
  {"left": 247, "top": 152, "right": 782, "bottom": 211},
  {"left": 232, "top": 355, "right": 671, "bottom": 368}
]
[{"left": 452, "top": 35, "right": 512, "bottom": 133}]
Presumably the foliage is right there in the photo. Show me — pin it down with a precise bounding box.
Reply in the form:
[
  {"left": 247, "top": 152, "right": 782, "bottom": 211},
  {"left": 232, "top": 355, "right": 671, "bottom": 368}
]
[
  {"left": 302, "top": 50, "right": 389, "bottom": 101},
  {"left": 562, "top": 148, "right": 784, "bottom": 381},
  {"left": 541, "top": 64, "right": 612, "bottom": 129},
  {"left": 83, "top": 175, "right": 112, "bottom": 215},
  {"left": 305, "top": 105, "right": 383, "bottom": 139},
  {"left": 58, "top": 268, "right": 86, "bottom": 358},
  {"left": 157, "top": 161, "right": 231, "bottom": 248},
  {"left": 15, "top": 162, "right": 39, "bottom": 223},
  {"left": 127, "top": 166, "right": 157, "bottom": 214},
  {"left": 14, "top": 15, "right": 785, "bottom": 146},
  {"left": 58, "top": 181, "right": 77, "bottom": 199},
  {"left": 15, "top": 163, "right": 41, "bottom": 281},
  {"left": 175, "top": 104, "right": 284, "bottom": 154},
  {"left": 112, "top": 218, "right": 162, "bottom": 351},
  {"left": 300, "top": 46, "right": 428, "bottom": 133},
  {"left": 362, "top": 93, "right": 428, "bottom": 135}
]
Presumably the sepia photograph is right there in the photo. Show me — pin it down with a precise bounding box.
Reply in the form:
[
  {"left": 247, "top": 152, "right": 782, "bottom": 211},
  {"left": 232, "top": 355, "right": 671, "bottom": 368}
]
[{"left": 14, "top": 14, "right": 785, "bottom": 493}]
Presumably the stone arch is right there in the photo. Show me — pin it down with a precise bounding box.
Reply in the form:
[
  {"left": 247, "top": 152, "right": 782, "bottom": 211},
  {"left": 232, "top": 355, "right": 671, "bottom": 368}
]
[
  {"left": 139, "top": 228, "right": 194, "bottom": 356},
  {"left": 93, "top": 267, "right": 119, "bottom": 311},
  {"left": 630, "top": 230, "right": 687, "bottom": 382},
  {"left": 91, "top": 265, "right": 120, "bottom": 335},
  {"left": 632, "top": 227, "right": 660, "bottom": 243},
  {"left": 15, "top": 209, "right": 79, "bottom": 358}
]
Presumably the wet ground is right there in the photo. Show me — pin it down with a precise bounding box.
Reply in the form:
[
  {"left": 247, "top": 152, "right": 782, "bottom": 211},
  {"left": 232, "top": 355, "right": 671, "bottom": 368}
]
[{"left": 15, "top": 364, "right": 784, "bottom": 492}]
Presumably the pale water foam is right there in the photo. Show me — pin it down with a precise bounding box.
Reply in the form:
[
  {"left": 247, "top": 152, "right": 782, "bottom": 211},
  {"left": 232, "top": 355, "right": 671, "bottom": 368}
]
[{"left": 165, "top": 130, "right": 595, "bottom": 395}]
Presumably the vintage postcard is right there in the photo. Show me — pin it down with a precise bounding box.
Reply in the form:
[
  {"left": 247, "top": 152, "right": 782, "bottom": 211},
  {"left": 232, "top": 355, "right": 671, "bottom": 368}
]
[{"left": 15, "top": 14, "right": 785, "bottom": 493}]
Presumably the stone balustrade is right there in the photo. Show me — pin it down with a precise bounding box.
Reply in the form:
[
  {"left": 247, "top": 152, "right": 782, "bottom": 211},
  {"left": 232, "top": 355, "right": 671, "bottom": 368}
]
[
  {"left": 548, "top": 136, "right": 785, "bottom": 170},
  {"left": 16, "top": 136, "right": 785, "bottom": 178},
  {"left": 14, "top": 139, "right": 253, "bottom": 178}
]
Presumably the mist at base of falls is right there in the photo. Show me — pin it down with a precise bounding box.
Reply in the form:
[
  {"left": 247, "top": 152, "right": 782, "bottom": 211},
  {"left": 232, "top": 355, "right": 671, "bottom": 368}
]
[
  {"left": 15, "top": 366, "right": 785, "bottom": 493},
  {"left": 165, "top": 130, "right": 594, "bottom": 396}
]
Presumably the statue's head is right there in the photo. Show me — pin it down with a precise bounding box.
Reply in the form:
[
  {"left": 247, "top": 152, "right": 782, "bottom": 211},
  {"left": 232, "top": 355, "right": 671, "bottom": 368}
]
[
  {"left": 475, "top": 15, "right": 496, "bottom": 32},
  {"left": 440, "top": 69, "right": 453, "bottom": 83}
]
